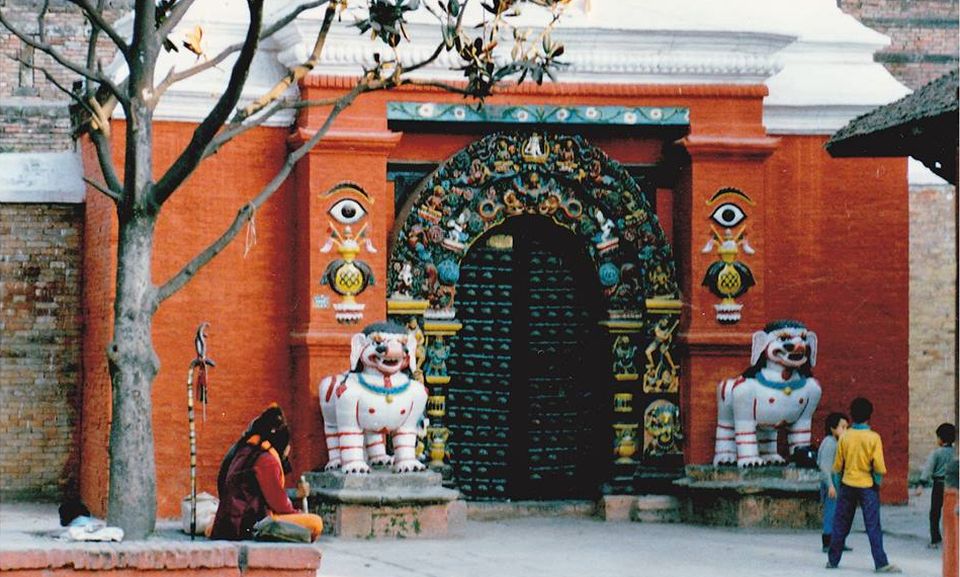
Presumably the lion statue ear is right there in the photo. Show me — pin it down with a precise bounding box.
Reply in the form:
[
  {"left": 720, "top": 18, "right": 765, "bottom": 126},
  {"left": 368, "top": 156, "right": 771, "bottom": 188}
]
[
  {"left": 750, "top": 330, "right": 770, "bottom": 367},
  {"left": 807, "top": 331, "right": 818, "bottom": 368},
  {"left": 405, "top": 331, "right": 417, "bottom": 372},
  {"left": 349, "top": 332, "right": 368, "bottom": 371}
]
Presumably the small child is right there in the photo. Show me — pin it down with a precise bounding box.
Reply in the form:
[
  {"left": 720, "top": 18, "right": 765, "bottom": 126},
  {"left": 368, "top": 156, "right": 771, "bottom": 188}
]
[
  {"left": 914, "top": 422, "right": 956, "bottom": 548},
  {"left": 826, "top": 397, "right": 900, "bottom": 573},
  {"left": 817, "top": 412, "right": 849, "bottom": 552}
]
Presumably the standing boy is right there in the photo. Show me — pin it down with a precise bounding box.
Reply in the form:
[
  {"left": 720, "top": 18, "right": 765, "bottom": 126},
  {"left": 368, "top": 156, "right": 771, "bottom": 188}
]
[
  {"left": 818, "top": 412, "right": 849, "bottom": 552},
  {"left": 914, "top": 422, "right": 956, "bottom": 548},
  {"left": 826, "top": 397, "right": 900, "bottom": 573}
]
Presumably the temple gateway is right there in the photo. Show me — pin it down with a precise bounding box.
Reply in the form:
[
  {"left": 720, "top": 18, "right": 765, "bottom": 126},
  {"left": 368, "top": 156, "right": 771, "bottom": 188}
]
[{"left": 76, "top": 1, "right": 913, "bottom": 516}]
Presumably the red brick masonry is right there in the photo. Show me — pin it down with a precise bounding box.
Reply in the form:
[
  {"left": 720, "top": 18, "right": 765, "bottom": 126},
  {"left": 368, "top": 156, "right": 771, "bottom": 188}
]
[{"left": 0, "top": 537, "right": 321, "bottom": 577}]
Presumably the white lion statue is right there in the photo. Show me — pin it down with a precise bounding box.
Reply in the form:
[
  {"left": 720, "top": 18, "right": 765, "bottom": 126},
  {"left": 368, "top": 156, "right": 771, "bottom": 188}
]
[
  {"left": 713, "top": 320, "right": 822, "bottom": 467},
  {"left": 319, "top": 321, "right": 428, "bottom": 474}
]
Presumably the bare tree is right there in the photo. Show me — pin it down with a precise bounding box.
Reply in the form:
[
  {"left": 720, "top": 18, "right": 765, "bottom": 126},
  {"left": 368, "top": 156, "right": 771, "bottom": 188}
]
[{"left": 0, "top": 0, "right": 569, "bottom": 539}]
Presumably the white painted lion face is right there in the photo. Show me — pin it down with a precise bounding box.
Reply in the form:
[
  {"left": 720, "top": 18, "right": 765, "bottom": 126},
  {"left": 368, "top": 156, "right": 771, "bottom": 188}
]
[
  {"left": 351, "top": 328, "right": 415, "bottom": 376},
  {"left": 763, "top": 327, "right": 815, "bottom": 369},
  {"left": 750, "top": 322, "right": 818, "bottom": 370}
]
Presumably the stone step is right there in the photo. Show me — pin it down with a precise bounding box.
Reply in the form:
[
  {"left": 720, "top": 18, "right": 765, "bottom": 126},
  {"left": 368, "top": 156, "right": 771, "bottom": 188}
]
[
  {"left": 598, "top": 495, "right": 681, "bottom": 523},
  {"left": 632, "top": 495, "right": 681, "bottom": 523}
]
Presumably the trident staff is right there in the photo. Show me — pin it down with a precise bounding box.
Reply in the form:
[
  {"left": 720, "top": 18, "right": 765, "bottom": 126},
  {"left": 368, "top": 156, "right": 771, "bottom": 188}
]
[{"left": 186, "top": 322, "right": 215, "bottom": 539}]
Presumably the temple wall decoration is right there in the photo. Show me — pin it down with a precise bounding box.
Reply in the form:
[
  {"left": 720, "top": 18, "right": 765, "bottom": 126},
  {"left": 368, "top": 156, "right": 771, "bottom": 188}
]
[
  {"left": 387, "top": 130, "right": 682, "bottom": 493},
  {"left": 318, "top": 182, "right": 379, "bottom": 324},
  {"left": 700, "top": 187, "right": 757, "bottom": 324}
]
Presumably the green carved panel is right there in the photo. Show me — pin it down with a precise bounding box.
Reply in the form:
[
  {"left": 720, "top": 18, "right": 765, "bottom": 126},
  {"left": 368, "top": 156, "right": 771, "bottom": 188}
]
[{"left": 387, "top": 102, "right": 690, "bottom": 126}]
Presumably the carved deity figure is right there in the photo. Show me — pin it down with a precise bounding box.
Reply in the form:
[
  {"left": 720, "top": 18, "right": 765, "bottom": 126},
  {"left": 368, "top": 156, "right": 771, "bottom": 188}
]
[
  {"left": 643, "top": 317, "right": 680, "bottom": 393},
  {"left": 425, "top": 337, "right": 451, "bottom": 379},
  {"left": 612, "top": 335, "right": 638, "bottom": 380},
  {"left": 713, "top": 320, "right": 822, "bottom": 467},
  {"left": 644, "top": 400, "right": 682, "bottom": 456},
  {"left": 319, "top": 322, "right": 428, "bottom": 474}
]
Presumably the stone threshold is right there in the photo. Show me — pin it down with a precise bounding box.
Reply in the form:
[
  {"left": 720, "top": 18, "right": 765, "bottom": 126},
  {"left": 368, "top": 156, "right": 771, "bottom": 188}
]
[{"left": 466, "top": 500, "right": 597, "bottom": 521}]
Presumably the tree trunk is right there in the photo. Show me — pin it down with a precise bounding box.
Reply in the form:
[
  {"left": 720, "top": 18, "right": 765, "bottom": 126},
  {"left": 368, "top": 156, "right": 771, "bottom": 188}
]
[
  {"left": 106, "top": 212, "right": 160, "bottom": 539},
  {"left": 106, "top": 93, "right": 160, "bottom": 539}
]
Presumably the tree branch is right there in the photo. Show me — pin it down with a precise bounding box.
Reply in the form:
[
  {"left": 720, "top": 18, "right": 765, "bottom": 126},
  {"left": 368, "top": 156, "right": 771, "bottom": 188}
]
[
  {"left": 151, "top": 0, "right": 264, "bottom": 207},
  {"left": 201, "top": 99, "right": 288, "bottom": 158},
  {"left": 85, "top": 0, "right": 106, "bottom": 74},
  {"left": 402, "top": 42, "right": 445, "bottom": 74},
  {"left": 233, "top": 0, "right": 337, "bottom": 123},
  {"left": 156, "top": 78, "right": 372, "bottom": 303},
  {"left": 84, "top": 176, "right": 122, "bottom": 201},
  {"left": 154, "top": 1, "right": 331, "bottom": 102},
  {"left": 156, "top": 0, "right": 198, "bottom": 42},
  {"left": 66, "top": 0, "right": 130, "bottom": 55},
  {"left": 24, "top": 53, "right": 125, "bottom": 202},
  {"left": 261, "top": 0, "right": 330, "bottom": 39},
  {"left": 90, "top": 129, "right": 123, "bottom": 196},
  {"left": 14, "top": 52, "right": 117, "bottom": 146},
  {"left": 0, "top": 8, "right": 126, "bottom": 102},
  {"left": 400, "top": 77, "right": 475, "bottom": 96},
  {"left": 199, "top": 93, "right": 345, "bottom": 160},
  {"left": 153, "top": 39, "right": 241, "bottom": 101}
]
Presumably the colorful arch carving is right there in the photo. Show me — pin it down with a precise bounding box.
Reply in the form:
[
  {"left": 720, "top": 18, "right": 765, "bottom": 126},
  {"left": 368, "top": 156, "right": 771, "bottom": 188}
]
[
  {"left": 388, "top": 133, "right": 679, "bottom": 309},
  {"left": 387, "top": 132, "right": 683, "bottom": 477}
]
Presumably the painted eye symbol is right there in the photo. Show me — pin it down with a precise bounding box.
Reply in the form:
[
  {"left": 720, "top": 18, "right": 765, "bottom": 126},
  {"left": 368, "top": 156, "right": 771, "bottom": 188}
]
[
  {"left": 328, "top": 199, "right": 367, "bottom": 224},
  {"left": 709, "top": 203, "right": 746, "bottom": 227}
]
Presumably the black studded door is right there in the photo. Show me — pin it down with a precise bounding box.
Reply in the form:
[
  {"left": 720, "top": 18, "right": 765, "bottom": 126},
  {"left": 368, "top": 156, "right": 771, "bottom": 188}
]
[{"left": 447, "top": 216, "right": 604, "bottom": 501}]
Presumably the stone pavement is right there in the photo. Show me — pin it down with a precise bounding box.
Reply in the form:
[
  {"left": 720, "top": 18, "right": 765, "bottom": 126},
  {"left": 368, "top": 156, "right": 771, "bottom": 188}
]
[{"left": 0, "top": 489, "right": 943, "bottom": 577}]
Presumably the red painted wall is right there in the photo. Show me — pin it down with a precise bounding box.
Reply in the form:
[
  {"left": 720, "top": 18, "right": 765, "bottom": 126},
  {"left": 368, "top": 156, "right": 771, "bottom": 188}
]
[
  {"left": 766, "top": 137, "right": 909, "bottom": 502},
  {"left": 79, "top": 80, "right": 910, "bottom": 516},
  {"left": 80, "top": 140, "right": 118, "bottom": 516},
  {"left": 81, "top": 124, "right": 297, "bottom": 517}
]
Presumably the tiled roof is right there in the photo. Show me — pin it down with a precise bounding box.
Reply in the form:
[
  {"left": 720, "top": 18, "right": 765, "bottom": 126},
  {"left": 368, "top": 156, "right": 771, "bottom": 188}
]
[{"left": 825, "top": 70, "right": 958, "bottom": 183}]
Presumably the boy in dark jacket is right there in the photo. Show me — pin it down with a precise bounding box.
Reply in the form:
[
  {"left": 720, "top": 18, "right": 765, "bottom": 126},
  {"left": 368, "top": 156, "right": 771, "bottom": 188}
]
[{"left": 914, "top": 422, "right": 956, "bottom": 548}]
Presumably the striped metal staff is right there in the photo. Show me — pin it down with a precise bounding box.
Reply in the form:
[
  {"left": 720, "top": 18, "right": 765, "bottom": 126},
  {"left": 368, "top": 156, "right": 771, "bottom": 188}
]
[{"left": 186, "top": 322, "right": 215, "bottom": 540}]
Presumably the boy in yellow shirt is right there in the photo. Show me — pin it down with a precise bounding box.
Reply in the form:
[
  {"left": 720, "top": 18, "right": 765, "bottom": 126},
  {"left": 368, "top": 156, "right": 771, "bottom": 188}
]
[{"left": 826, "top": 397, "right": 900, "bottom": 573}]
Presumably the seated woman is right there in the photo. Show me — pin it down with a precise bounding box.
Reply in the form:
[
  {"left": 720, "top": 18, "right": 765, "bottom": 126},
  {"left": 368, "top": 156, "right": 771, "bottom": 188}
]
[{"left": 207, "top": 404, "right": 323, "bottom": 541}]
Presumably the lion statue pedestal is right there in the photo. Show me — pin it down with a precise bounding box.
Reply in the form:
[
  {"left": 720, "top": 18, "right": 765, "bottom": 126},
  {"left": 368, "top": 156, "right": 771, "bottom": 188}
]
[
  {"left": 674, "top": 465, "right": 821, "bottom": 528},
  {"left": 304, "top": 469, "right": 464, "bottom": 538}
]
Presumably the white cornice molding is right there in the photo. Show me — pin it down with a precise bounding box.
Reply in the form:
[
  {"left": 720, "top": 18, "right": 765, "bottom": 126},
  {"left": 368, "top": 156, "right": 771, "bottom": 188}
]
[
  {"left": 272, "top": 13, "right": 792, "bottom": 86},
  {"left": 107, "top": 5, "right": 298, "bottom": 127},
  {"left": 110, "top": 0, "right": 910, "bottom": 136},
  {"left": 0, "top": 152, "right": 86, "bottom": 203}
]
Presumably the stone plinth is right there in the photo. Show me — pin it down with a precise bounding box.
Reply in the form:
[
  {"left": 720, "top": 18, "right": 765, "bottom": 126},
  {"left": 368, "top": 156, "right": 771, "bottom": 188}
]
[
  {"left": 0, "top": 527, "right": 322, "bottom": 577},
  {"left": 674, "top": 465, "right": 820, "bottom": 528},
  {"left": 305, "top": 470, "right": 464, "bottom": 538}
]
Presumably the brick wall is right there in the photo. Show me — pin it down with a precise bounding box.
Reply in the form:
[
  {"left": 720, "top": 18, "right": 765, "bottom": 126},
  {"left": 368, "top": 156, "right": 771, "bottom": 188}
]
[
  {"left": 908, "top": 183, "right": 957, "bottom": 474},
  {"left": 0, "top": 1, "right": 128, "bottom": 103},
  {"left": 0, "top": 203, "right": 84, "bottom": 500},
  {"left": 0, "top": 102, "right": 74, "bottom": 153},
  {"left": 0, "top": 1, "right": 126, "bottom": 502},
  {"left": 839, "top": 0, "right": 960, "bottom": 89}
]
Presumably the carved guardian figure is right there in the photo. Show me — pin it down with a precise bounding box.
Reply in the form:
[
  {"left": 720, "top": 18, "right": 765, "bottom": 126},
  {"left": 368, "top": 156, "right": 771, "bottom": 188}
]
[
  {"left": 713, "top": 320, "right": 822, "bottom": 467},
  {"left": 319, "top": 322, "right": 428, "bottom": 474}
]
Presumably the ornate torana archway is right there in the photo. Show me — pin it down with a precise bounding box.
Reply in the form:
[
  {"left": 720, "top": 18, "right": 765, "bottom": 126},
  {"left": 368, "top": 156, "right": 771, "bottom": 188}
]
[{"left": 387, "top": 132, "right": 684, "bottom": 491}]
